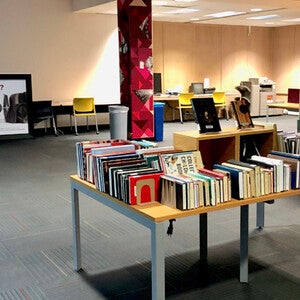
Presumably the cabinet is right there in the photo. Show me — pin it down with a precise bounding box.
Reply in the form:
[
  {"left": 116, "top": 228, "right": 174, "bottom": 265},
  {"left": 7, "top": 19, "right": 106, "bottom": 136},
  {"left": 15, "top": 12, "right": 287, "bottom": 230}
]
[{"left": 173, "top": 124, "right": 277, "bottom": 169}]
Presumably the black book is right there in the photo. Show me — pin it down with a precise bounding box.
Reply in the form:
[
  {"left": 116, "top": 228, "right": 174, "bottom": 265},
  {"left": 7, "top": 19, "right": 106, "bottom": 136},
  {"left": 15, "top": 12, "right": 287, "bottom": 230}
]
[{"left": 191, "top": 97, "right": 221, "bottom": 133}]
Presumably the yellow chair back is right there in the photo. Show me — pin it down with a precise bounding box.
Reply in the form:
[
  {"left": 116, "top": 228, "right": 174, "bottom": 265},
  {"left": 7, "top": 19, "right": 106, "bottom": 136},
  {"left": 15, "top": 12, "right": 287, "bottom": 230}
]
[
  {"left": 178, "top": 93, "right": 194, "bottom": 106},
  {"left": 73, "top": 98, "right": 96, "bottom": 116},
  {"left": 212, "top": 92, "right": 226, "bottom": 104}
]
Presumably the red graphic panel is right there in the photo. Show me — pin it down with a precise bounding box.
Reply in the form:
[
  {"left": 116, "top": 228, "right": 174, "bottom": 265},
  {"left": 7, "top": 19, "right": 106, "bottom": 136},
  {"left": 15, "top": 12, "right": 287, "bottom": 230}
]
[{"left": 118, "top": 0, "right": 154, "bottom": 139}]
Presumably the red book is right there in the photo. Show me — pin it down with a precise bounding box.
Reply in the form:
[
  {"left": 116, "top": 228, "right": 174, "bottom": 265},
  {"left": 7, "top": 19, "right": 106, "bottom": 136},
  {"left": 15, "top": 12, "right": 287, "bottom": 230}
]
[{"left": 128, "top": 172, "right": 163, "bottom": 205}]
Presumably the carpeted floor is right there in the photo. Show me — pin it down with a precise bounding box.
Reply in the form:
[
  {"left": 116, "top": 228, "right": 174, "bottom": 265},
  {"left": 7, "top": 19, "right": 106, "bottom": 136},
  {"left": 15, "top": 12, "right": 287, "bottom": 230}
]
[{"left": 0, "top": 115, "right": 299, "bottom": 299}]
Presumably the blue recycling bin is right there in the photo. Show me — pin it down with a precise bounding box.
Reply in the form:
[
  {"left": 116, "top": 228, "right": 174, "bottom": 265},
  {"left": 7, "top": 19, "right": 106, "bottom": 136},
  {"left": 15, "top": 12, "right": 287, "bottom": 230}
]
[{"left": 154, "top": 102, "right": 165, "bottom": 141}]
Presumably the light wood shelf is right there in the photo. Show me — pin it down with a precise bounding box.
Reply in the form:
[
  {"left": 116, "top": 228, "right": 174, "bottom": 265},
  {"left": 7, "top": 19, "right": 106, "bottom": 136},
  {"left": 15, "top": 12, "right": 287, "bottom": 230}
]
[{"left": 173, "top": 125, "right": 277, "bottom": 169}]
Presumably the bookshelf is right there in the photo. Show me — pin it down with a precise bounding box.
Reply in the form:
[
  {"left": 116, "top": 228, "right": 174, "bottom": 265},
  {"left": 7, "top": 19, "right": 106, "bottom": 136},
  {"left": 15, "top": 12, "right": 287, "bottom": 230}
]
[{"left": 173, "top": 124, "right": 277, "bottom": 169}]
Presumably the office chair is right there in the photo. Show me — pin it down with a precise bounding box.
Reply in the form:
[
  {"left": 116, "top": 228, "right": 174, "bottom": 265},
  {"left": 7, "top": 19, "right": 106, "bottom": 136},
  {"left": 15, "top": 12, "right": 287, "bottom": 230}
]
[
  {"left": 32, "top": 100, "right": 58, "bottom": 136},
  {"left": 212, "top": 91, "right": 229, "bottom": 120},
  {"left": 173, "top": 93, "right": 194, "bottom": 123},
  {"left": 72, "top": 97, "right": 99, "bottom": 135}
]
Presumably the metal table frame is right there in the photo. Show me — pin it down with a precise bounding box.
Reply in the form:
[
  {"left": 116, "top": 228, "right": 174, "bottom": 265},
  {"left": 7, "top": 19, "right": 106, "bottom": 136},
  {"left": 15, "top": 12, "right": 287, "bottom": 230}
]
[{"left": 71, "top": 176, "right": 253, "bottom": 299}]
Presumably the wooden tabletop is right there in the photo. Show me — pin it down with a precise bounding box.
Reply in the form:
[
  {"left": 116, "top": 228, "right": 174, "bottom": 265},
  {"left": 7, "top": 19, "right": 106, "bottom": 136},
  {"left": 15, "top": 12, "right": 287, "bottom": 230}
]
[{"left": 70, "top": 175, "right": 299, "bottom": 223}]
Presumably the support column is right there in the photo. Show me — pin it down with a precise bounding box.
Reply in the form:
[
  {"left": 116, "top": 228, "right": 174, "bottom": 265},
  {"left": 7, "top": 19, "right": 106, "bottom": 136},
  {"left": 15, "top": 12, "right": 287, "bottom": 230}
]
[{"left": 118, "top": 0, "right": 154, "bottom": 139}]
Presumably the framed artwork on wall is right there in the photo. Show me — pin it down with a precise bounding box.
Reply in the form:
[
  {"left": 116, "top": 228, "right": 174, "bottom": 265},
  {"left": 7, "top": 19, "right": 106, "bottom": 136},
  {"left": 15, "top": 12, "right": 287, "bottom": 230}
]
[{"left": 0, "top": 74, "right": 33, "bottom": 139}]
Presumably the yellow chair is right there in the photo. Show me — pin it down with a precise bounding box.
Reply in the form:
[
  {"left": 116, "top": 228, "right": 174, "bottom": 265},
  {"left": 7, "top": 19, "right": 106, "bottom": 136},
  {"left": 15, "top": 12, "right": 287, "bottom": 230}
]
[
  {"left": 173, "top": 93, "right": 194, "bottom": 123},
  {"left": 212, "top": 91, "right": 229, "bottom": 120},
  {"left": 72, "top": 97, "right": 99, "bottom": 135}
]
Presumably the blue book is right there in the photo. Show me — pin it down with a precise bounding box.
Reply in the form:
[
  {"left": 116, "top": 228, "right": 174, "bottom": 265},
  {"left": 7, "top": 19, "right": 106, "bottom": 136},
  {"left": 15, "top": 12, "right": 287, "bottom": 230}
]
[{"left": 213, "top": 164, "right": 244, "bottom": 200}]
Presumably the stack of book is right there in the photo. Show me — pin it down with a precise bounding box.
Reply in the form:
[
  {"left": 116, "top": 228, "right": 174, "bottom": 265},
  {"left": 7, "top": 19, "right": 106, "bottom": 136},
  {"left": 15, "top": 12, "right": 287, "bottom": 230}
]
[
  {"left": 277, "top": 131, "right": 300, "bottom": 154},
  {"left": 159, "top": 151, "right": 233, "bottom": 209},
  {"left": 76, "top": 140, "right": 177, "bottom": 206},
  {"left": 76, "top": 140, "right": 300, "bottom": 210},
  {"left": 213, "top": 152, "right": 300, "bottom": 200}
]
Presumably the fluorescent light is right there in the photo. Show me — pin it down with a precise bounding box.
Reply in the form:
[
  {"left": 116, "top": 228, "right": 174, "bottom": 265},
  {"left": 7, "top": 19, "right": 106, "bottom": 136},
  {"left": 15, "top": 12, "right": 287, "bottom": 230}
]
[
  {"left": 247, "top": 14, "right": 280, "bottom": 20},
  {"left": 174, "top": 0, "right": 198, "bottom": 2},
  {"left": 250, "top": 8, "right": 263, "bottom": 12},
  {"left": 190, "top": 18, "right": 200, "bottom": 21},
  {"left": 282, "top": 18, "right": 300, "bottom": 23},
  {"left": 152, "top": 1, "right": 168, "bottom": 5},
  {"left": 204, "top": 11, "right": 245, "bottom": 18},
  {"left": 164, "top": 8, "right": 199, "bottom": 14}
]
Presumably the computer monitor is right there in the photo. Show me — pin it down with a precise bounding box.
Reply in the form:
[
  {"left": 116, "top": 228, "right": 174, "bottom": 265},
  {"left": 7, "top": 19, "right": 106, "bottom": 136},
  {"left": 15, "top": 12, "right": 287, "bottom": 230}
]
[
  {"left": 153, "top": 73, "right": 162, "bottom": 95},
  {"left": 189, "top": 82, "right": 204, "bottom": 94}
]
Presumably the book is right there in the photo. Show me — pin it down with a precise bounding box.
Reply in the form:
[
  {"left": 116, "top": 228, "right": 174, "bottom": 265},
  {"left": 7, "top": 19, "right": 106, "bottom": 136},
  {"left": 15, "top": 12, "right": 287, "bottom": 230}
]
[
  {"left": 159, "top": 151, "right": 204, "bottom": 175},
  {"left": 246, "top": 158, "right": 275, "bottom": 194},
  {"left": 198, "top": 168, "right": 231, "bottom": 203},
  {"left": 191, "top": 97, "right": 221, "bottom": 133},
  {"left": 227, "top": 159, "right": 261, "bottom": 197},
  {"left": 231, "top": 98, "right": 254, "bottom": 129},
  {"left": 128, "top": 172, "right": 163, "bottom": 205},
  {"left": 160, "top": 174, "right": 188, "bottom": 210},
  {"left": 213, "top": 163, "right": 244, "bottom": 200},
  {"left": 212, "top": 168, "right": 232, "bottom": 202},
  {"left": 251, "top": 155, "right": 284, "bottom": 193},
  {"left": 187, "top": 172, "right": 217, "bottom": 206},
  {"left": 267, "top": 152, "right": 300, "bottom": 189},
  {"left": 93, "top": 152, "right": 141, "bottom": 190}
]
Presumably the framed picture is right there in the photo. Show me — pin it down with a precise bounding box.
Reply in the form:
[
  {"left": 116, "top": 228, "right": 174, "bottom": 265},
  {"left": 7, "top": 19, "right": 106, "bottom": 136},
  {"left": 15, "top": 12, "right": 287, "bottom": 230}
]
[{"left": 0, "top": 74, "right": 33, "bottom": 139}]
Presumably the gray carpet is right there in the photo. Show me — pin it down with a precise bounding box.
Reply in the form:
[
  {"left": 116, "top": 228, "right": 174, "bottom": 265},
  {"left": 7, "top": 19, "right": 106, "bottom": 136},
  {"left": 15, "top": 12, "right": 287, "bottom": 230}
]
[{"left": 0, "top": 115, "right": 299, "bottom": 299}]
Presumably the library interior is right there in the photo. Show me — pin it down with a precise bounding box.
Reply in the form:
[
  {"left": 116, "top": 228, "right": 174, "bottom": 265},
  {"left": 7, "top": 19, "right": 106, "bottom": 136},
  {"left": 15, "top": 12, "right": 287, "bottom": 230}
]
[{"left": 0, "top": 1, "right": 300, "bottom": 299}]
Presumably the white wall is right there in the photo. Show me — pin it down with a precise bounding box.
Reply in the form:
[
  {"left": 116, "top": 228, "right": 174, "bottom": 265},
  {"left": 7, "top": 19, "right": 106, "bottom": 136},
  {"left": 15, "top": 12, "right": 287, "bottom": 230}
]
[{"left": 0, "top": 0, "right": 120, "bottom": 105}]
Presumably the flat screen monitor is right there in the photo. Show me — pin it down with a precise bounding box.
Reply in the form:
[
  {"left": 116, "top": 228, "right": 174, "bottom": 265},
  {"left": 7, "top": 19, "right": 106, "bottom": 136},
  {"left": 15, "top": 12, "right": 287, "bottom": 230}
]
[
  {"left": 189, "top": 82, "right": 204, "bottom": 94},
  {"left": 153, "top": 73, "right": 162, "bottom": 95}
]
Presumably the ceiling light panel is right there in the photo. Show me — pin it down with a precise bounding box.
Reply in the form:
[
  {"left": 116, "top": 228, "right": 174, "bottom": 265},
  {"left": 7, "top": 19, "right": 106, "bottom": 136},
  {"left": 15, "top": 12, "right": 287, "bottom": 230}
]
[
  {"left": 164, "top": 8, "right": 199, "bottom": 14},
  {"left": 204, "top": 11, "right": 245, "bottom": 18},
  {"left": 247, "top": 14, "right": 280, "bottom": 20}
]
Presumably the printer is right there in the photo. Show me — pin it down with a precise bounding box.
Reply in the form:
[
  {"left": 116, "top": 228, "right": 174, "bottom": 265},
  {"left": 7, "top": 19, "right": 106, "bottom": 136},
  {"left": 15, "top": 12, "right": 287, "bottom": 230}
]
[{"left": 240, "top": 77, "right": 276, "bottom": 117}]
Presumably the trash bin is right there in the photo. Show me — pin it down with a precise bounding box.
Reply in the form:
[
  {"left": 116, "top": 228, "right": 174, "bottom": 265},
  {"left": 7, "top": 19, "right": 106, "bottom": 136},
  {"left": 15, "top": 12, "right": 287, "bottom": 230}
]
[
  {"left": 154, "top": 102, "right": 165, "bottom": 141},
  {"left": 109, "top": 105, "right": 129, "bottom": 140}
]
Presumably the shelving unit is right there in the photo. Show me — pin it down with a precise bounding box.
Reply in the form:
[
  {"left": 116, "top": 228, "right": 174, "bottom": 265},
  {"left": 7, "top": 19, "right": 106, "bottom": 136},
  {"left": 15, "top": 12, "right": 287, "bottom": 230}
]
[{"left": 173, "top": 124, "right": 277, "bottom": 169}]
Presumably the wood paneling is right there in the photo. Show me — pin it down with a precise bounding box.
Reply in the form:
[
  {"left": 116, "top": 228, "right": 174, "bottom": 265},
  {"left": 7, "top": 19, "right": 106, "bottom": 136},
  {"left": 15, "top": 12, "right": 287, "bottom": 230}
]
[
  {"left": 221, "top": 26, "right": 248, "bottom": 90},
  {"left": 162, "top": 22, "right": 195, "bottom": 92},
  {"left": 273, "top": 26, "right": 295, "bottom": 92},
  {"left": 194, "top": 25, "right": 222, "bottom": 90},
  {"left": 153, "top": 22, "right": 300, "bottom": 95}
]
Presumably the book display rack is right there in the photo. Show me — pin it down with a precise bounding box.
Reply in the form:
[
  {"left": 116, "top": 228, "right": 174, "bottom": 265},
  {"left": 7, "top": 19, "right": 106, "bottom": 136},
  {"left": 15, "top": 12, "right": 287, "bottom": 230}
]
[{"left": 71, "top": 123, "right": 300, "bottom": 300}]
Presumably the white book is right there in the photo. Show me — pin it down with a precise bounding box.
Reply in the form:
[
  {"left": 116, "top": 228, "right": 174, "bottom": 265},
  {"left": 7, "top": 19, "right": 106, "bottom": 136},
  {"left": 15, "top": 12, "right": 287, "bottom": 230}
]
[{"left": 251, "top": 155, "right": 284, "bottom": 192}]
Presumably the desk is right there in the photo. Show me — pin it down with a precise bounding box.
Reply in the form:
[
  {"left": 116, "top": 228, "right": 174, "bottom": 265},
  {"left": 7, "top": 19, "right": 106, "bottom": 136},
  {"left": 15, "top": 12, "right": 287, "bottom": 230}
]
[
  {"left": 70, "top": 174, "right": 299, "bottom": 299},
  {"left": 154, "top": 92, "right": 239, "bottom": 121},
  {"left": 267, "top": 102, "right": 299, "bottom": 121}
]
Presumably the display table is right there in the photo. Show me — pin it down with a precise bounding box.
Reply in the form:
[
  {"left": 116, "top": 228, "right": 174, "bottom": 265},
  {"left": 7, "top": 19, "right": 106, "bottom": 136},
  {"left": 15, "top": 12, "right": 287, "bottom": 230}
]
[
  {"left": 70, "top": 174, "right": 300, "bottom": 300},
  {"left": 267, "top": 102, "right": 299, "bottom": 121}
]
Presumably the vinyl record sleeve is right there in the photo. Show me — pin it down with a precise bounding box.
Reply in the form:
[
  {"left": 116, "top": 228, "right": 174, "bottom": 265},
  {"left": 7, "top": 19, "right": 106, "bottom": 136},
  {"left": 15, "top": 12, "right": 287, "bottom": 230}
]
[
  {"left": 231, "top": 99, "right": 254, "bottom": 129},
  {"left": 191, "top": 98, "right": 221, "bottom": 133}
]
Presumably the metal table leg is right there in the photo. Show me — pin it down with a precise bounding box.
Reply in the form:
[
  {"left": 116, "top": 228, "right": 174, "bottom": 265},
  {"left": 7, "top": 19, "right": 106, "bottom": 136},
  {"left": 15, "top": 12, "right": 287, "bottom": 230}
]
[
  {"left": 240, "top": 205, "right": 249, "bottom": 283},
  {"left": 199, "top": 213, "right": 208, "bottom": 264},
  {"left": 71, "top": 185, "right": 82, "bottom": 271},
  {"left": 256, "top": 202, "right": 265, "bottom": 229},
  {"left": 151, "top": 222, "right": 165, "bottom": 300}
]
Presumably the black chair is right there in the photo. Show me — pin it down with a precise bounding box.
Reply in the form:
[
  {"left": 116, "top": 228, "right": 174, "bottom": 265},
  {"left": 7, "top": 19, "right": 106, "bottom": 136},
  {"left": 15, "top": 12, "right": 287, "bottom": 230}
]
[{"left": 32, "top": 100, "right": 58, "bottom": 136}]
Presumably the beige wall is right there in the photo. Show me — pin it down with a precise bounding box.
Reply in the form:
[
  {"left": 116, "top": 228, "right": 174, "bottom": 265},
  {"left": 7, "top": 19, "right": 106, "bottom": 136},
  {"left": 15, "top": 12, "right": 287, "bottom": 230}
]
[
  {"left": 1, "top": 1, "right": 299, "bottom": 106},
  {"left": 153, "top": 22, "right": 300, "bottom": 94},
  {"left": 0, "top": 0, "right": 120, "bottom": 105},
  {"left": 273, "top": 25, "right": 300, "bottom": 92}
]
